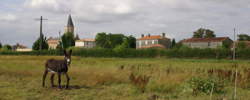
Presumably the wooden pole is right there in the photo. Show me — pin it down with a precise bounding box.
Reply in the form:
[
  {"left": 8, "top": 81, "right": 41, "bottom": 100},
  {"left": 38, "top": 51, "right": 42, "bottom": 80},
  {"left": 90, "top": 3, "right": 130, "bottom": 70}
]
[
  {"left": 233, "top": 28, "right": 237, "bottom": 100},
  {"left": 35, "top": 16, "right": 48, "bottom": 50}
]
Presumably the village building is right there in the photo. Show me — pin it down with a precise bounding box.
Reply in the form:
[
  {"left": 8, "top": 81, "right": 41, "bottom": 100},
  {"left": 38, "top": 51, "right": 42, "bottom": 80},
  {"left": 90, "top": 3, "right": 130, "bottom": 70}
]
[
  {"left": 136, "top": 33, "right": 171, "bottom": 49},
  {"left": 75, "top": 39, "right": 96, "bottom": 48},
  {"left": 181, "top": 37, "right": 233, "bottom": 48},
  {"left": 47, "top": 37, "right": 60, "bottom": 49},
  {"left": 12, "top": 43, "right": 32, "bottom": 52}
]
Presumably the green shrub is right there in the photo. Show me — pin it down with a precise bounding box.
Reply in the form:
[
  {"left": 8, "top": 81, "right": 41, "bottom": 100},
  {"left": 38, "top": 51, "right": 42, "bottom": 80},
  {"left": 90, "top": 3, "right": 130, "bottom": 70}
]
[{"left": 187, "top": 77, "right": 225, "bottom": 95}]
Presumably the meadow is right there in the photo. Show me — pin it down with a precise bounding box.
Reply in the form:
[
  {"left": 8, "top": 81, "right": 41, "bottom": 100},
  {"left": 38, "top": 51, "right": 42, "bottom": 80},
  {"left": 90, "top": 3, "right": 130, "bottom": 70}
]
[{"left": 0, "top": 55, "right": 250, "bottom": 100}]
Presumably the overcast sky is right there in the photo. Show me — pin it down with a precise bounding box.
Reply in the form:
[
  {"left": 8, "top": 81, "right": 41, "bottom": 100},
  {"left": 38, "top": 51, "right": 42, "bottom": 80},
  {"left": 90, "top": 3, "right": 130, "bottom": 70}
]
[{"left": 1, "top": 0, "right": 250, "bottom": 47}]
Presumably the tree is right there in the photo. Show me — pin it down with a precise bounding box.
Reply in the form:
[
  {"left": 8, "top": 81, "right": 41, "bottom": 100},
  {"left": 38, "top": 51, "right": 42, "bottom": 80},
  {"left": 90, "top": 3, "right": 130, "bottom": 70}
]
[
  {"left": 127, "top": 35, "right": 136, "bottom": 48},
  {"left": 2, "top": 44, "right": 12, "bottom": 51},
  {"left": 95, "top": 32, "right": 125, "bottom": 48},
  {"left": 95, "top": 32, "right": 110, "bottom": 48},
  {"left": 193, "top": 28, "right": 216, "bottom": 38},
  {"left": 238, "top": 34, "right": 250, "bottom": 41},
  {"left": 171, "top": 39, "right": 176, "bottom": 48},
  {"left": 32, "top": 34, "right": 49, "bottom": 50},
  {"left": 204, "top": 29, "right": 215, "bottom": 38},
  {"left": 0, "top": 42, "right": 2, "bottom": 49},
  {"left": 237, "top": 41, "right": 247, "bottom": 49},
  {"left": 193, "top": 28, "right": 205, "bottom": 38},
  {"left": 62, "top": 32, "right": 75, "bottom": 49}
]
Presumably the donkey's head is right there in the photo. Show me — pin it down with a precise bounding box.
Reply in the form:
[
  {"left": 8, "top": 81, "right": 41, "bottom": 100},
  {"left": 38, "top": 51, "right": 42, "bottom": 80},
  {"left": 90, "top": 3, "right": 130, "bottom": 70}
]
[{"left": 64, "top": 49, "right": 72, "bottom": 65}]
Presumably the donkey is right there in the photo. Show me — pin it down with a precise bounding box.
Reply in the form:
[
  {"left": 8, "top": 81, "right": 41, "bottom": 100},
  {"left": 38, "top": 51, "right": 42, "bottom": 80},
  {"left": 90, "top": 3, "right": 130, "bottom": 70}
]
[{"left": 42, "top": 49, "right": 72, "bottom": 88}]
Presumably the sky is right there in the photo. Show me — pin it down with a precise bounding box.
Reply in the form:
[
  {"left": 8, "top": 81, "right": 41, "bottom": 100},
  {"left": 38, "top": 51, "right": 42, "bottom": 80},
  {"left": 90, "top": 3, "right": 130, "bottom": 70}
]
[{"left": 1, "top": 0, "right": 250, "bottom": 48}]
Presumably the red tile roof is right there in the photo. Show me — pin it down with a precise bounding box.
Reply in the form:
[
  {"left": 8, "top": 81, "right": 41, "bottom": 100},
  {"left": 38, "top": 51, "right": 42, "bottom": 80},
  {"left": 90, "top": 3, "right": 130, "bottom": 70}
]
[
  {"left": 181, "top": 37, "right": 231, "bottom": 43},
  {"left": 138, "top": 35, "right": 163, "bottom": 40},
  {"left": 76, "top": 39, "right": 95, "bottom": 42},
  {"left": 138, "top": 44, "right": 166, "bottom": 49}
]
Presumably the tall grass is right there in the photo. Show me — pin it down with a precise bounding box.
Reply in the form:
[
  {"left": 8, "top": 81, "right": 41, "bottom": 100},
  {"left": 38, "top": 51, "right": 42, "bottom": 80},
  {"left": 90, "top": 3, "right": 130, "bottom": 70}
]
[{"left": 0, "top": 56, "right": 250, "bottom": 100}]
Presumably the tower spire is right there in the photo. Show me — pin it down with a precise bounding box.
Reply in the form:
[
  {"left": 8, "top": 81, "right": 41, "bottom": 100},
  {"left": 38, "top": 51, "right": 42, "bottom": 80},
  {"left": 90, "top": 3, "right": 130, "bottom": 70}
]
[
  {"left": 67, "top": 14, "right": 74, "bottom": 27},
  {"left": 64, "top": 14, "right": 74, "bottom": 34}
]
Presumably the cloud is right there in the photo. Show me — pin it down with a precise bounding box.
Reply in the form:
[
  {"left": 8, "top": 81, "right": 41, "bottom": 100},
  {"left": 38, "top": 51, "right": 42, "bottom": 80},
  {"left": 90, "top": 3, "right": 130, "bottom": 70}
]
[
  {"left": 1, "top": 0, "right": 250, "bottom": 47},
  {"left": 0, "top": 14, "right": 17, "bottom": 22}
]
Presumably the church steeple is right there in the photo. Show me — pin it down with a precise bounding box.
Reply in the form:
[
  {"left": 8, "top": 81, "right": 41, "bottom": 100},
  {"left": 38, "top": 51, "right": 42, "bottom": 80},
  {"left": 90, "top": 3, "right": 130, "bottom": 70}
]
[
  {"left": 67, "top": 14, "right": 74, "bottom": 27},
  {"left": 65, "top": 14, "right": 74, "bottom": 34}
]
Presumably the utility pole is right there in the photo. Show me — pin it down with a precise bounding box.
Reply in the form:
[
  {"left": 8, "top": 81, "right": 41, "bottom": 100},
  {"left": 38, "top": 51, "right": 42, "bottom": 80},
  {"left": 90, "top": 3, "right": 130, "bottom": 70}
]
[
  {"left": 58, "top": 31, "right": 64, "bottom": 49},
  {"left": 35, "top": 16, "right": 48, "bottom": 50},
  {"left": 233, "top": 28, "right": 237, "bottom": 100}
]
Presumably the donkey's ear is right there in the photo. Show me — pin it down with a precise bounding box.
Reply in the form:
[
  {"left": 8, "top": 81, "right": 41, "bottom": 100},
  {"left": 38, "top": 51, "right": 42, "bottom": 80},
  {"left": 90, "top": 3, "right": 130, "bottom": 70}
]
[
  {"left": 63, "top": 49, "right": 67, "bottom": 55},
  {"left": 69, "top": 49, "right": 72, "bottom": 55}
]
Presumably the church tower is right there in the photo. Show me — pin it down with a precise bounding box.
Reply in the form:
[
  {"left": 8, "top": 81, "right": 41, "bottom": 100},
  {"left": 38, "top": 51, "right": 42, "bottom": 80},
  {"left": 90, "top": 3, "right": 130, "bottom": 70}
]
[{"left": 64, "top": 14, "right": 74, "bottom": 34}]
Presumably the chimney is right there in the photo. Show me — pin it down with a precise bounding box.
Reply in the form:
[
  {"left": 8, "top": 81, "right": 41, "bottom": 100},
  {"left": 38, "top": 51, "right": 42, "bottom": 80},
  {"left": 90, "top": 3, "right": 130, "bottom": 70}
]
[
  {"left": 148, "top": 34, "right": 151, "bottom": 37},
  {"left": 162, "top": 33, "right": 166, "bottom": 37},
  {"left": 141, "top": 34, "right": 144, "bottom": 38}
]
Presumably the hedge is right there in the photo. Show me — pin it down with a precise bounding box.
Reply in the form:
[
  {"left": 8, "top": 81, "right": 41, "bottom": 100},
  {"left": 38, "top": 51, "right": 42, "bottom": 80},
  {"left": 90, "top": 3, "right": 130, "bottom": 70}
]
[{"left": 0, "top": 48, "right": 249, "bottom": 59}]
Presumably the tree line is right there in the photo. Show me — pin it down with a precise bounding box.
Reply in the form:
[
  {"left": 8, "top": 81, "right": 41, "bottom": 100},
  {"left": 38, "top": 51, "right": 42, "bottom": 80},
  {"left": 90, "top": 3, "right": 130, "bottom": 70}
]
[{"left": 2, "top": 28, "right": 250, "bottom": 51}]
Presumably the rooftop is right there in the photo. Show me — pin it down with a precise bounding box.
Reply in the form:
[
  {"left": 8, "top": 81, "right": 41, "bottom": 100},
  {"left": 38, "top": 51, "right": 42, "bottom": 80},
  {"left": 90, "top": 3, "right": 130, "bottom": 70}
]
[
  {"left": 76, "top": 39, "right": 95, "bottom": 42},
  {"left": 138, "top": 35, "right": 165, "bottom": 40},
  {"left": 181, "top": 37, "right": 231, "bottom": 43}
]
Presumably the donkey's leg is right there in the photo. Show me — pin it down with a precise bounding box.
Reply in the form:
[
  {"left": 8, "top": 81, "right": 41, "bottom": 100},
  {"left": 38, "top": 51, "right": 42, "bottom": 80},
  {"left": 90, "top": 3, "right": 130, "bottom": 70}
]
[
  {"left": 65, "top": 73, "right": 70, "bottom": 88},
  {"left": 57, "top": 73, "right": 62, "bottom": 88},
  {"left": 50, "top": 74, "right": 55, "bottom": 87},
  {"left": 42, "top": 70, "right": 48, "bottom": 87}
]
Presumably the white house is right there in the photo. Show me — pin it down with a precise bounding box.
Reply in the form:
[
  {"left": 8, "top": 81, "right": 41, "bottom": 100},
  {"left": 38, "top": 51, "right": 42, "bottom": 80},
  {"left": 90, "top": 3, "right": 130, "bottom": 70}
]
[
  {"left": 75, "top": 39, "right": 96, "bottom": 48},
  {"left": 136, "top": 33, "right": 171, "bottom": 49}
]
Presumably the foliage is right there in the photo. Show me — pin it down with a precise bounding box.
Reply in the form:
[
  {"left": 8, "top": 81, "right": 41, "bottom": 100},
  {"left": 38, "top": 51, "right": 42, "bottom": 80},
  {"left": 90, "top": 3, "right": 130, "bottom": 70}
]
[
  {"left": 171, "top": 39, "right": 176, "bottom": 48},
  {"left": 193, "top": 28, "right": 216, "bottom": 38},
  {"left": 222, "top": 39, "right": 233, "bottom": 49},
  {"left": 237, "top": 41, "right": 247, "bottom": 49},
  {"left": 193, "top": 28, "right": 205, "bottom": 38},
  {"left": 2, "top": 44, "right": 12, "bottom": 51},
  {"left": 0, "top": 42, "right": 2, "bottom": 48},
  {"left": 95, "top": 33, "right": 136, "bottom": 49},
  {"left": 32, "top": 34, "right": 49, "bottom": 50},
  {"left": 126, "top": 35, "right": 136, "bottom": 48},
  {"left": 204, "top": 29, "right": 215, "bottom": 38},
  {"left": 187, "top": 77, "right": 225, "bottom": 95},
  {"left": 62, "top": 32, "right": 75, "bottom": 49},
  {"left": 238, "top": 34, "right": 250, "bottom": 41},
  {"left": 95, "top": 32, "right": 124, "bottom": 48}
]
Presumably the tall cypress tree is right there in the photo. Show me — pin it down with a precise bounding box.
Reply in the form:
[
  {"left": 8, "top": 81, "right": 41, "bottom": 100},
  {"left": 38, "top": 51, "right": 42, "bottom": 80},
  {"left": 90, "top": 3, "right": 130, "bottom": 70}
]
[{"left": 61, "top": 32, "right": 75, "bottom": 49}]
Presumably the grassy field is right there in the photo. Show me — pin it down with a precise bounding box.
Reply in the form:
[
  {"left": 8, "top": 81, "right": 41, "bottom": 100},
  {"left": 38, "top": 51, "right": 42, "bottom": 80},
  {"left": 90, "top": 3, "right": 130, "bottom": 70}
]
[{"left": 0, "top": 56, "right": 250, "bottom": 100}]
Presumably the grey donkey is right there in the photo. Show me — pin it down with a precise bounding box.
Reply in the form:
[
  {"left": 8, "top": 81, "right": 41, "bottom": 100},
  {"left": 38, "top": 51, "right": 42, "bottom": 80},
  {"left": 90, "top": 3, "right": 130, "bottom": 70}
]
[{"left": 42, "top": 49, "right": 72, "bottom": 89}]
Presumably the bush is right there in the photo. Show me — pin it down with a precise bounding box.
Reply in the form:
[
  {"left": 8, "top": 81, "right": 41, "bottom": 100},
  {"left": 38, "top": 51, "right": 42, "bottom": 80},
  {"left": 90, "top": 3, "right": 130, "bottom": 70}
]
[{"left": 187, "top": 77, "right": 225, "bottom": 95}]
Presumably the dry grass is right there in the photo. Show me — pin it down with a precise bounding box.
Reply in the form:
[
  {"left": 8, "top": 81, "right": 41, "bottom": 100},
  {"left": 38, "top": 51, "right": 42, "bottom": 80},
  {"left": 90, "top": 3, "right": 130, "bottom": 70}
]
[{"left": 0, "top": 56, "right": 250, "bottom": 100}]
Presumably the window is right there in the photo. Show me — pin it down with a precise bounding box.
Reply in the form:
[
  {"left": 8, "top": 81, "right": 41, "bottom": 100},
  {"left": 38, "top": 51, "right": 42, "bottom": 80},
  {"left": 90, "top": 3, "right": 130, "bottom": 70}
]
[{"left": 208, "top": 42, "right": 211, "bottom": 47}]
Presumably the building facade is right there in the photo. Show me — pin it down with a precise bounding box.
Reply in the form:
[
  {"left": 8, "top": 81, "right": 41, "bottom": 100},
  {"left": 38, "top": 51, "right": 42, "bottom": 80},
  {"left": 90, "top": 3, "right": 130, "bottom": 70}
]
[
  {"left": 12, "top": 43, "right": 32, "bottom": 52},
  {"left": 136, "top": 33, "right": 171, "bottom": 49},
  {"left": 75, "top": 39, "right": 96, "bottom": 48},
  {"left": 47, "top": 37, "right": 60, "bottom": 49},
  {"left": 181, "top": 37, "right": 233, "bottom": 48}
]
